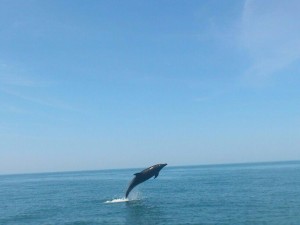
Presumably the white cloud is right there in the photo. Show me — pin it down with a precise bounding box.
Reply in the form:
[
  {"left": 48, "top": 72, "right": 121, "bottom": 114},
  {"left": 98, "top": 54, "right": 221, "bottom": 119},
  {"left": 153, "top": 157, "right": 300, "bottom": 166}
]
[
  {"left": 240, "top": 0, "right": 300, "bottom": 82},
  {"left": 0, "top": 74, "right": 38, "bottom": 87},
  {"left": 0, "top": 61, "right": 40, "bottom": 87},
  {"left": 1, "top": 88, "right": 76, "bottom": 112},
  {"left": 0, "top": 61, "right": 77, "bottom": 112}
]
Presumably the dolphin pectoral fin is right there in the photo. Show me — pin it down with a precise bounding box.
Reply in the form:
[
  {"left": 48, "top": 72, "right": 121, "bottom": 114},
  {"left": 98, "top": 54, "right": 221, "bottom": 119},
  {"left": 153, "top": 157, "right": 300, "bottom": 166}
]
[{"left": 154, "top": 172, "right": 159, "bottom": 179}]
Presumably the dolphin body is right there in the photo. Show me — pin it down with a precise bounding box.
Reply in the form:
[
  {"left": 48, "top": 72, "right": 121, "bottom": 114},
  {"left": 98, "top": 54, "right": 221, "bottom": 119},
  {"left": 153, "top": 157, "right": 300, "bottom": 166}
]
[{"left": 125, "top": 163, "right": 167, "bottom": 198}]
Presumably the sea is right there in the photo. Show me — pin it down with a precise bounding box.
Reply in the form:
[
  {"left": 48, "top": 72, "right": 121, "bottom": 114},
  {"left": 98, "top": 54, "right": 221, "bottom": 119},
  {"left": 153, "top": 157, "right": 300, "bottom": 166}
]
[{"left": 1, "top": 161, "right": 300, "bottom": 225}]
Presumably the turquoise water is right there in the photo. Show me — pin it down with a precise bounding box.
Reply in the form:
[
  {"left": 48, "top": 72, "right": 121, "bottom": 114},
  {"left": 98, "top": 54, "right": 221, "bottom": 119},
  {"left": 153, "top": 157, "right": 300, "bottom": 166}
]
[{"left": 1, "top": 161, "right": 300, "bottom": 224}]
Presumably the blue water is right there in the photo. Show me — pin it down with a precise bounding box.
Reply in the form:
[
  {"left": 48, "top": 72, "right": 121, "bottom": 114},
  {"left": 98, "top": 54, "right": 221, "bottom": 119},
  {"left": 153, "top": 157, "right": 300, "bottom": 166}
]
[{"left": 1, "top": 161, "right": 300, "bottom": 225}]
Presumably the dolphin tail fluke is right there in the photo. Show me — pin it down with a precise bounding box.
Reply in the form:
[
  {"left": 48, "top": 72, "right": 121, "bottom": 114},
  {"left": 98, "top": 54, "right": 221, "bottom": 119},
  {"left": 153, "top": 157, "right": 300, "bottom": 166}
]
[
  {"left": 125, "top": 178, "right": 136, "bottom": 198},
  {"left": 125, "top": 186, "right": 133, "bottom": 198}
]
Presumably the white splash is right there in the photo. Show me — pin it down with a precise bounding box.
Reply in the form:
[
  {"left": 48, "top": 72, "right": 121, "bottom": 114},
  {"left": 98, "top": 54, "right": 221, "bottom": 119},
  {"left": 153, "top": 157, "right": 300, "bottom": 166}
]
[
  {"left": 104, "top": 192, "right": 141, "bottom": 204},
  {"left": 104, "top": 197, "right": 129, "bottom": 204}
]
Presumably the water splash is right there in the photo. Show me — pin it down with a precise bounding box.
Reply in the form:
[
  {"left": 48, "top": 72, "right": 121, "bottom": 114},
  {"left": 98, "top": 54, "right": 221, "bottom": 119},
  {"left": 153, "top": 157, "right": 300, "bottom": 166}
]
[
  {"left": 104, "top": 197, "right": 129, "bottom": 203},
  {"left": 104, "top": 191, "right": 141, "bottom": 204}
]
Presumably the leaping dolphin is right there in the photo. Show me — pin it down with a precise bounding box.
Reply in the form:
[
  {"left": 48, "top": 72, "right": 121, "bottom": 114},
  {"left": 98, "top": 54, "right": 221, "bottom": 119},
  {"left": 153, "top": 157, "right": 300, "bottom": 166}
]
[{"left": 125, "top": 163, "right": 167, "bottom": 198}]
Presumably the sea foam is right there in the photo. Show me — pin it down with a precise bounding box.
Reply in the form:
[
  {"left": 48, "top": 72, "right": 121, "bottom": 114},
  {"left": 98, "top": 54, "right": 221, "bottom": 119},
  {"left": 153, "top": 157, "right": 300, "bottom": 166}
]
[
  {"left": 104, "top": 192, "right": 141, "bottom": 204},
  {"left": 104, "top": 198, "right": 129, "bottom": 203}
]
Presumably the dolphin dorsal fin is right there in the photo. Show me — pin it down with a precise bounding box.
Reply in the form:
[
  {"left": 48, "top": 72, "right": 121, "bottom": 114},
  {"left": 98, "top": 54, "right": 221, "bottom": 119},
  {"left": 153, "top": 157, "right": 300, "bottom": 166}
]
[{"left": 134, "top": 172, "right": 142, "bottom": 176}]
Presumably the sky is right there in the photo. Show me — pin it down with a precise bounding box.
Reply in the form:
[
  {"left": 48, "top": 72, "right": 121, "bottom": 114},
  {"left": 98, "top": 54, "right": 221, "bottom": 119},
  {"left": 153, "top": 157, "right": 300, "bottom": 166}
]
[{"left": 0, "top": 0, "right": 300, "bottom": 174}]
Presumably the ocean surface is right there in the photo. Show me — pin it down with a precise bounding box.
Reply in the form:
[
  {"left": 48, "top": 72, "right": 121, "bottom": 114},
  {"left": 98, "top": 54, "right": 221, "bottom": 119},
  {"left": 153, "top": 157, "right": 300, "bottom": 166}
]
[{"left": 1, "top": 161, "right": 300, "bottom": 225}]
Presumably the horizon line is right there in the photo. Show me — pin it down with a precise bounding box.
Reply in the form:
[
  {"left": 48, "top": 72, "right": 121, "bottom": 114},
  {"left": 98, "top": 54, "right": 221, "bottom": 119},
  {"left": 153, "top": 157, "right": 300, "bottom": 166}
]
[{"left": 1, "top": 159, "right": 299, "bottom": 177}]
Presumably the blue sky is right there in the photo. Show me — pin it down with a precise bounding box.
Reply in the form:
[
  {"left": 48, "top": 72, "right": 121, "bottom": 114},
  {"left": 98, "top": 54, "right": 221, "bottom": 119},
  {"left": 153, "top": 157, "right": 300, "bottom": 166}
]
[{"left": 1, "top": 0, "right": 299, "bottom": 174}]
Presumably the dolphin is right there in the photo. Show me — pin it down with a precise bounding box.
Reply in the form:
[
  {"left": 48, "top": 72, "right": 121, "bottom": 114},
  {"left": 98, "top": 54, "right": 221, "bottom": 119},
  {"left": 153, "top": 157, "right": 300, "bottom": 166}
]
[{"left": 125, "top": 163, "right": 167, "bottom": 198}]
